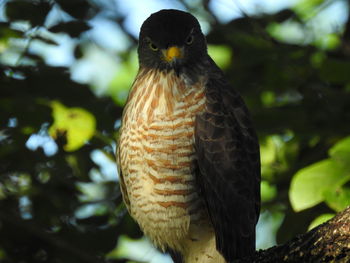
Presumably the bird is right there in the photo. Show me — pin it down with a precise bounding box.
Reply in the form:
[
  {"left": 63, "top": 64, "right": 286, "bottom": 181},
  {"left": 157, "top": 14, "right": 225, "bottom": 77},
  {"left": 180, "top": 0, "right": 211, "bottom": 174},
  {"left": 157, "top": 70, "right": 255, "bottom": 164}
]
[{"left": 117, "top": 9, "right": 261, "bottom": 263}]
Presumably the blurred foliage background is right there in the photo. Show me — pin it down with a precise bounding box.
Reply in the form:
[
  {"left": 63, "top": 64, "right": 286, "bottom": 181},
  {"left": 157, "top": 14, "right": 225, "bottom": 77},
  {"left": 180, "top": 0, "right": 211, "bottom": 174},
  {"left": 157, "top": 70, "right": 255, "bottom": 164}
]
[{"left": 1, "top": 0, "right": 350, "bottom": 262}]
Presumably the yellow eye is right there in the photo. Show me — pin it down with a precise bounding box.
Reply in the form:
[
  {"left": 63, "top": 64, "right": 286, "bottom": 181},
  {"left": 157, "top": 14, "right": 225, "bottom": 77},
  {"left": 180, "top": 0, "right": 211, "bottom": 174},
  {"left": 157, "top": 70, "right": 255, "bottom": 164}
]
[
  {"left": 186, "top": 35, "right": 194, "bottom": 45},
  {"left": 149, "top": 42, "right": 158, "bottom": 51}
]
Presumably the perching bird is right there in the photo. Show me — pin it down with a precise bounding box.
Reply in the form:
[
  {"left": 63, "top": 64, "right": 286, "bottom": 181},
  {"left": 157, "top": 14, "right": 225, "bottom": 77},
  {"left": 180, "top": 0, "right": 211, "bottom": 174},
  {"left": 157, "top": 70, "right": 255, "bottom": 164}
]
[{"left": 117, "top": 9, "right": 260, "bottom": 263}]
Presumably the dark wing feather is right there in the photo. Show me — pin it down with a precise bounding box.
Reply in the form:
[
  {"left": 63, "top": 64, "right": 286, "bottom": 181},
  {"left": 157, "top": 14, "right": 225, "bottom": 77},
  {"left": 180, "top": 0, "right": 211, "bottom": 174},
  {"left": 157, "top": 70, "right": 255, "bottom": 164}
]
[{"left": 195, "top": 59, "right": 261, "bottom": 261}]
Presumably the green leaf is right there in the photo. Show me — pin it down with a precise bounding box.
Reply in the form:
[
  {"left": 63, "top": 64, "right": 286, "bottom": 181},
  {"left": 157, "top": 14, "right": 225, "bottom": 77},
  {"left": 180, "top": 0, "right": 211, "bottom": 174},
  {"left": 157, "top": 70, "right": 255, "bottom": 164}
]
[
  {"left": 0, "top": 22, "right": 23, "bottom": 53},
  {"left": 329, "top": 136, "right": 350, "bottom": 163},
  {"left": 0, "top": 22, "right": 23, "bottom": 39},
  {"left": 109, "top": 51, "right": 138, "bottom": 106},
  {"left": 261, "top": 180, "right": 277, "bottom": 202},
  {"left": 261, "top": 91, "right": 276, "bottom": 107},
  {"left": 310, "top": 52, "right": 326, "bottom": 68},
  {"left": 260, "top": 136, "right": 277, "bottom": 166},
  {"left": 308, "top": 213, "right": 334, "bottom": 231},
  {"left": 314, "top": 33, "right": 340, "bottom": 50},
  {"left": 324, "top": 187, "right": 350, "bottom": 212},
  {"left": 49, "top": 101, "right": 96, "bottom": 151},
  {"left": 208, "top": 45, "right": 232, "bottom": 69},
  {"left": 289, "top": 159, "right": 350, "bottom": 212},
  {"left": 295, "top": 0, "right": 325, "bottom": 20}
]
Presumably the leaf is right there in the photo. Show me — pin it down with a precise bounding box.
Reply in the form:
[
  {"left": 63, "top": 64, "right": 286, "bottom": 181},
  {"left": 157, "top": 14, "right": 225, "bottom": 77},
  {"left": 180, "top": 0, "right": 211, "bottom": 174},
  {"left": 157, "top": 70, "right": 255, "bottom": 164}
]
[
  {"left": 314, "top": 33, "right": 340, "bottom": 50},
  {"left": 289, "top": 159, "right": 350, "bottom": 212},
  {"left": 55, "top": 0, "right": 96, "bottom": 19},
  {"left": 5, "top": 0, "right": 52, "bottom": 27},
  {"left": 261, "top": 180, "right": 277, "bottom": 202},
  {"left": 0, "top": 22, "right": 23, "bottom": 52},
  {"left": 295, "top": 0, "right": 325, "bottom": 20},
  {"left": 308, "top": 213, "right": 334, "bottom": 231},
  {"left": 49, "top": 21, "right": 91, "bottom": 38},
  {"left": 208, "top": 45, "right": 232, "bottom": 69},
  {"left": 324, "top": 187, "right": 350, "bottom": 212},
  {"left": 0, "top": 22, "right": 23, "bottom": 38},
  {"left": 109, "top": 51, "right": 138, "bottom": 106},
  {"left": 329, "top": 136, "right": 350, "bottom": 163},
  {"left": 49, "top": 101, "right": 96, "bottom": 151}
]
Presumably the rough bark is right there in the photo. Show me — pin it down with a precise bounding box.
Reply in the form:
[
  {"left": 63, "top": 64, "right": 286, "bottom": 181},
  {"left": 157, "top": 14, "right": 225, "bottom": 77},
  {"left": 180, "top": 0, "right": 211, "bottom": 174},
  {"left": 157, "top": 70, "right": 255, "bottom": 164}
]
[{"left": 237, "top": 207, "right": 350, "bottom": 263}]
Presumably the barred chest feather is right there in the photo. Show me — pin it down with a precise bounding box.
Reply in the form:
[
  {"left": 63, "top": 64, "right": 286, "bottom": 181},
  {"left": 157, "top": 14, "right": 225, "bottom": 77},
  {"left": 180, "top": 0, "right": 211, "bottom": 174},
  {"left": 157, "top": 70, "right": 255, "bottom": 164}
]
[{"left": 119, "top": 68, "right": 209, "bottom": 251}]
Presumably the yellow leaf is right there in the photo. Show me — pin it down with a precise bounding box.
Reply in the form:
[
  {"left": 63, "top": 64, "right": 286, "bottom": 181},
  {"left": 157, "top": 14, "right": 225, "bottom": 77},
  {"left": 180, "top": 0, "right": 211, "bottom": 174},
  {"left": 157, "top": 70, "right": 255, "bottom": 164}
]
[{"left": 49, "top": 101, "right": 96, "bottom": 151}]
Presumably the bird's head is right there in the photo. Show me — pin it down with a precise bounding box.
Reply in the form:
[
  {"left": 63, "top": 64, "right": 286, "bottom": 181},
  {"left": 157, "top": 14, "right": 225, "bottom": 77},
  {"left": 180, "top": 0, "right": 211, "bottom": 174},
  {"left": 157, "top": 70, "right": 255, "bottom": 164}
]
[{"left": 138, "top": 9, "right": 207, "bottom": 72}]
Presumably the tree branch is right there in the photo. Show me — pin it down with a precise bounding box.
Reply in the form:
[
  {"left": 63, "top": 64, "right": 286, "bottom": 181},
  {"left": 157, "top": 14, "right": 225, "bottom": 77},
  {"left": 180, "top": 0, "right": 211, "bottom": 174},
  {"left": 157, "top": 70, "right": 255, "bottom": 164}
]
[{"left": 238, "top": 206, "right": 350, "bottom": 262}]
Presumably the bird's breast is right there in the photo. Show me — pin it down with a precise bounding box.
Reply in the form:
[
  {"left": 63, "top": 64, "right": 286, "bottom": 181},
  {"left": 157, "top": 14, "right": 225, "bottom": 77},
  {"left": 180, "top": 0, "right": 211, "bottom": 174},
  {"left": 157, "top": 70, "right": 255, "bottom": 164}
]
[{"left": 118, "top": 69, "right": 208, "bottom": 250}]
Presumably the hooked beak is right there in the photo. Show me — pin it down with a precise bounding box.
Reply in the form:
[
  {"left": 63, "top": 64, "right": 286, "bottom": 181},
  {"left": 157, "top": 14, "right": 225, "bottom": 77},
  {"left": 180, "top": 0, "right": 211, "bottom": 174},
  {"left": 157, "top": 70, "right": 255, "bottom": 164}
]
[{"left": 162, "top": 46, "right": 183, "bottom": 62}]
